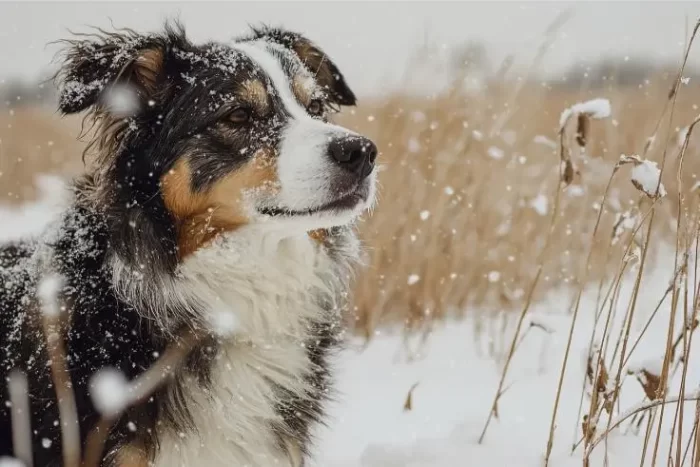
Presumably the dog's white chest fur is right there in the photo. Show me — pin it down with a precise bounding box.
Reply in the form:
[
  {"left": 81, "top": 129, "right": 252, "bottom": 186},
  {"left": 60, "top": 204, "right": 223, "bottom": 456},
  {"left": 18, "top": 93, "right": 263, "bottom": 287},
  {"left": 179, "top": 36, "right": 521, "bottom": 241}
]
[{"left": 152, "top": 229, "right": 345, "bottom": 467}]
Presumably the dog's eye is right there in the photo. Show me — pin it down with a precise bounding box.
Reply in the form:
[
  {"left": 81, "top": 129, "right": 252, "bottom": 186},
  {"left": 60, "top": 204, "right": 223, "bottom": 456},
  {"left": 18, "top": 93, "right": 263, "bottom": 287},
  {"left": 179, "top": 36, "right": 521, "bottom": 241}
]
[
  {"left": 228, "top": 108, "right": 251, "bottom": 124},
  {"left": 306, "top": 100, "right": 324, "bottom": 116}
]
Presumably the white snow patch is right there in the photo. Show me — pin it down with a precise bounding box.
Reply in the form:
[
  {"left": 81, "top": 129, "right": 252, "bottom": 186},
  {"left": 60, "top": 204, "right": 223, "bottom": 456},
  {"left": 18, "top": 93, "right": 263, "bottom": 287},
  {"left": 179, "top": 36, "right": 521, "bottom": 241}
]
[
  {"left": 630, "top": 158, "right": 666, "bottom": 198},
  {"left": 312, "top": 245, "right": 698, "bottom": 467},
  {"left": 0, "top": 175, "right": 69, "bottom": 243}
]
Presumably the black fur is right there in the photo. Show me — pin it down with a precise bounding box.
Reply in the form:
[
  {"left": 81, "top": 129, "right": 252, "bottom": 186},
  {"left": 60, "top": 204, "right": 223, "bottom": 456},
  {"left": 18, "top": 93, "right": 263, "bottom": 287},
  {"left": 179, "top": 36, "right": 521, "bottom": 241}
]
[{"left": 0, "top": 22, "right": 360, "bottom": 466}]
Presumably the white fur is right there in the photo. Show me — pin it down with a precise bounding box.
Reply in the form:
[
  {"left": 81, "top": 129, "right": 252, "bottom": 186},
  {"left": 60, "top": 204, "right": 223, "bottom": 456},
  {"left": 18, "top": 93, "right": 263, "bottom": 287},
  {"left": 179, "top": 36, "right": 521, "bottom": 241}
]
[
  {"left": 108, "top": 224, "right": 359, "bottom": 467},
  {"left": 150, "top": 227, "right": 356, "bottom": 467}
]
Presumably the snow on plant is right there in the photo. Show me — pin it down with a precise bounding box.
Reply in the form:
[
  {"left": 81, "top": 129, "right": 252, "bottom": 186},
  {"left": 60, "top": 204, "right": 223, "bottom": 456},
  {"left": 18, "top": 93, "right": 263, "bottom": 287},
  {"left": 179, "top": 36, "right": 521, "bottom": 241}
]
[
  {"left": 557, "top": 98, "right": 613, "bottom": 186},
  {"left": 619, "top": 154, "right": 667, "bottom": 199},
  {"left": 559, "top": 98, "right": 612, "bottom": 131}
]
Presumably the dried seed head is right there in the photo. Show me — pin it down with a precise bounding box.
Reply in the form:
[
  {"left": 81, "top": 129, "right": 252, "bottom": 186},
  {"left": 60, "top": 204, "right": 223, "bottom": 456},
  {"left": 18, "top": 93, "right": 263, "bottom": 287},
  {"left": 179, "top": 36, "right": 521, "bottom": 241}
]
[
  {"left": 576, "top": 113, "right": 590, "bottom": 148},
  {"left": 628, "top": 366, "right": 663, "bottom": 400},
  {"left": 403, "top": 382, "right": 419, "bottom": 412},
  {"left": 582, "top": 414, "right": 596, "bottom": 445},
  {"left": 562, "top": 159, "right": 575, "bottom": 186},
  {"left": 618, "top": 154, "right": 667, "bottom": 199}
]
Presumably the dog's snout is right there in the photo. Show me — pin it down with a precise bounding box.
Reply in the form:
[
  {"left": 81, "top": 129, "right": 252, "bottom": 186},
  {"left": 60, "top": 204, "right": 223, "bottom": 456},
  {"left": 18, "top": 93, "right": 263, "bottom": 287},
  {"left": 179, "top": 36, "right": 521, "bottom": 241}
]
[{"left": 328, "top": 136, "right": 377, "bottom": 179}]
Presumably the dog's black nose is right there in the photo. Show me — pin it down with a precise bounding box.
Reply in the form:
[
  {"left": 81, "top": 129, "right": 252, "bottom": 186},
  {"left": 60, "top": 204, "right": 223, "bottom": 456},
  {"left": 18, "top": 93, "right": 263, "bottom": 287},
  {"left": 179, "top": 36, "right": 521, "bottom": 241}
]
[{"left": 328, "top": 136, "right": 377, "bottom": 179}]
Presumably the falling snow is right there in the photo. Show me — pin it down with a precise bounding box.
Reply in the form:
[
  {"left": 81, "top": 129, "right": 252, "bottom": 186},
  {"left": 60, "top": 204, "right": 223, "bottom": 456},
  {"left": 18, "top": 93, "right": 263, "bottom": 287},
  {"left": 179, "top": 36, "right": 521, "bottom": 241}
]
[
  {"left": 90, "top": 368, "right": 131, "bottom": 417},
  {"left": 529, "top": 194, "right": 549, "bottom": 216},
  {"left": 487, "top": 146, "right": 504, "bottom": 160}
]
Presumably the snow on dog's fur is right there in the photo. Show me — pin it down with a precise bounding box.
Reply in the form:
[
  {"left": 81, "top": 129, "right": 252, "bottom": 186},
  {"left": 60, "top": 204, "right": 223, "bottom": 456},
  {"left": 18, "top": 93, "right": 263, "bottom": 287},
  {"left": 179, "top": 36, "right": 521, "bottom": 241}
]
[{"left": 0, "top": 22, "right": 377, "bottom": 467}]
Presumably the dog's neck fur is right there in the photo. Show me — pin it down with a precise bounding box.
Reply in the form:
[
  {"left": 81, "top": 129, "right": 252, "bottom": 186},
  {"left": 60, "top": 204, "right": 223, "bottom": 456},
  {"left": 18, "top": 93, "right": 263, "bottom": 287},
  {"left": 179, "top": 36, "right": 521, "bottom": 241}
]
[{"left": 109, "top": 223, "right": 359, "bottom": 466}]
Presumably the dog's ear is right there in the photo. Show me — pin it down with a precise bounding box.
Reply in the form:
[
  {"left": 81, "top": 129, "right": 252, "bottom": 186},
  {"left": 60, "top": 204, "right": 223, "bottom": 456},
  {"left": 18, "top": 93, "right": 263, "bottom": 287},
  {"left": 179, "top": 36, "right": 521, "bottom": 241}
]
[
  {"left": 248, "top": 27, "right": 357, "bottom": 106},
  {"left": 55, "top": 24, "right": 187, "bottom": 114}
]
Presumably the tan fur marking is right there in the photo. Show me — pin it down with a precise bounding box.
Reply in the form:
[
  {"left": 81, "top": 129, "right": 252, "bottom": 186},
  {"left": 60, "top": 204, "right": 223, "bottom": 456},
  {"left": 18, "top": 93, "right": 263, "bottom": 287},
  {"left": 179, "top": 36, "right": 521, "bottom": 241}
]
[
  {"left": 292, "top": 75, "right": 312, "bottom": 106},
  {"left": 161, "top": 149, "right": 278, "bottom": 258},
  {"left": 308, "top": 228, "right": 329, "bottom": 245},
  {"left": 241, "top": 79, "right": 270, "bottom": 116},
  {"left": 134, "top": 48, "right": 164, "bottom": 92},
  {"left": 293, "top": 41, "right": 334, "bottom": 91}
]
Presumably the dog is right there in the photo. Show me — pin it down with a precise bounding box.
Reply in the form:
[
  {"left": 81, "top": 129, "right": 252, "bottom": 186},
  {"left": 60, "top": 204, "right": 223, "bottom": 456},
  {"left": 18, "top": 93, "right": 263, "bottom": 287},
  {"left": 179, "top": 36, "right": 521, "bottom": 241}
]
[{"left": 0, "top": 22, "right": 377, "bottom": 467}]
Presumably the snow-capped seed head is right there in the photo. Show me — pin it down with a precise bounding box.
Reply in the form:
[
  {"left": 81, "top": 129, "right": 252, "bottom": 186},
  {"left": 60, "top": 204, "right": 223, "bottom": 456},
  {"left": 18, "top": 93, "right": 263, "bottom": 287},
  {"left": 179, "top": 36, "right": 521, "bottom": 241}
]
[
  {"left": 90, "top": 368, "right": 131, "bottom": 417},
  {"left": 102, "top": 83, "right": 141, "bottom": 117},
  {"left": 630, "top": 159, "right": 666, "bottom": 199},
  {"left": 559, "top": 98, "right": 611, "bottom": 130},
  {"left": 37, "top": 274, "right": 64, "bottom": 318},
  {"left": 627, "top": 358, "right": 664, "bottom": 400}
]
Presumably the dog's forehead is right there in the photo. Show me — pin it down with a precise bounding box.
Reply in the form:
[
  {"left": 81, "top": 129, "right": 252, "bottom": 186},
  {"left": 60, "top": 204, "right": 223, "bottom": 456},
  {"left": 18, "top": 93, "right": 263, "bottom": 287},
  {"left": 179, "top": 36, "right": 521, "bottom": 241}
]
[{"left": 230, "top": 39, "right": 316, "bottom": 90}]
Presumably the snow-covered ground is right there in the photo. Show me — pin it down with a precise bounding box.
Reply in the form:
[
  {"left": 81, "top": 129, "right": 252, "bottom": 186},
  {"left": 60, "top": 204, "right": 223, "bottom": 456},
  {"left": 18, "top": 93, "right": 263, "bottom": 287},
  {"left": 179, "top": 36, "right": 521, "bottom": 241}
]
[
  {"left": 315, "top": 248, "right": 700, "bottom": 467},
  {"left": 3, "top": 176, "right": 699, "bottom": 466}
]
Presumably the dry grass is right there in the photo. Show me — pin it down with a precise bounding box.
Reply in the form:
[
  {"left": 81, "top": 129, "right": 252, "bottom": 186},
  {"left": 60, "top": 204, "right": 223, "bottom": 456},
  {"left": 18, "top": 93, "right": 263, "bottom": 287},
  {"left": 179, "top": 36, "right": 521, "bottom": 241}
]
[
  {"left": 337, "top": 74, "right": 700, "bottom": 337},
  {"left": 0, "top": 106, "right": 82, "bottom": 202}
]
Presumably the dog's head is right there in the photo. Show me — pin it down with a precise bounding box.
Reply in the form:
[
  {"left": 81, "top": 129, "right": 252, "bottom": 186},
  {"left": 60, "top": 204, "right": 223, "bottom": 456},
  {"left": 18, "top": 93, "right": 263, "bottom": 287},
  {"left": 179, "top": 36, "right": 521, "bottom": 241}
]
[{"left": 56, "top": 23, "right": 377, "bottom": 258}]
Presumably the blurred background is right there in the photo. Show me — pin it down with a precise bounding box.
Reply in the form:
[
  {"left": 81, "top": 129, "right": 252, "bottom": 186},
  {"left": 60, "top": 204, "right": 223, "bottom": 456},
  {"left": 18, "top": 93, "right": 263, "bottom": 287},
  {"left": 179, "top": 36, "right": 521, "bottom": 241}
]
[{"left": 4, "top": 3, "right": 700, "bottom": 465}]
